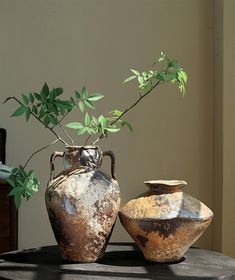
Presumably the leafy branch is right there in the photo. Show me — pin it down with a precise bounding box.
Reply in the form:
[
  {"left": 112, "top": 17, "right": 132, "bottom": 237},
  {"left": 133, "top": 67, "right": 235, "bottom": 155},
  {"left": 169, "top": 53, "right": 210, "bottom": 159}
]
[{"left": 91, "top": 52, "right": 187, "bottom": 144}]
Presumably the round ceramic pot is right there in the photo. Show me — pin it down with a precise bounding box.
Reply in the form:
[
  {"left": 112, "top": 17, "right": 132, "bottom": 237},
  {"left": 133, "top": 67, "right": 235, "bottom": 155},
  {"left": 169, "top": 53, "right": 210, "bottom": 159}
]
[
  {"left": 119, "top": 180, "right": 213, "bottom": 263},
  {"left": 45, "top": 146, "right": 120, "bottom": 262}
]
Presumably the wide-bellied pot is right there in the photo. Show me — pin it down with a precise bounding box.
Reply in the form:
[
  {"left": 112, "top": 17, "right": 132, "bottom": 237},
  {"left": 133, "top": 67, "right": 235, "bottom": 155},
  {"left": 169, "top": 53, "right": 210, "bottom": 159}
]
[
  {"left": 45, "top": 146, "right": 120, "bottom": 262},
  {"left": 119, "top": 180, "right": 213, "bottom": 263}
]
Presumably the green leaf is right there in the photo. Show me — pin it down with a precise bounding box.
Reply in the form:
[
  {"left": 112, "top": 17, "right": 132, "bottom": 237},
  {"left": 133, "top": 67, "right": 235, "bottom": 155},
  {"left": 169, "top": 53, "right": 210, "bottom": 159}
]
[
  {"left": 87, "top": 93, "right": 104, "bottom": 102},
  {"left": 123, "top": 75, "right": 137, "bottom": 83},
  {"left": 120, "top": 120, "right": 133, "bottom": 132},
  {"left": 130, "top": 69, "right": 140, "bottom": 76},
  {"left": 78, "top": 101, "right": 84, "bottom": 112},
  {"left": 65, "top": 122, "right": 83, "bottom": 129},
  {"left": 75, "top": 91, "right": 81, "bottom": 100},
  {"left": 22, "top": 94, "right": 29, "bottom": 105},
  {"left": 54, "top": 100, "right": 72, "bottom": 111},
  {"left": 34, "top": 92, "right": 41, "bottom": 101},
  {"left": 77, "top": 127, "right": 86, "bottom": 135},
  {"left": 14, "top": 195, "right": 22, "bottom": 208},
  {"left": 43, "top": 115, "right": 50, "bottom": 127},
  {"left": 53, "top": 87, "right": 63, "bottom": 97},
  {"left": 48, "top": 114, "right": 58, "bottom": 125},
  {"left": 84, "top": 100, "right": 95, "bottom": 109},
  {"left": 138, "top": 76, "right": 144, "bottom": 84},
  {"left": 42, "top": 82, "right": 50, "bottom": 97},
  {"left": 11, "top": 105, "right": 26, "bottom": 117},
  {"left": 82, "top": 87, "right": 88, "bottom": 99},
  {"left": 29, "top": 92, "right": 34, "bottom": 103},
  {"left": 25, "top": 107, "right": 31, "bottom": 122},
  {"left": 85, "top": 112, "right": 90, "bottom": 126},
  {"left": 106, "top": 127, "right": 120, "bottom": 132}
]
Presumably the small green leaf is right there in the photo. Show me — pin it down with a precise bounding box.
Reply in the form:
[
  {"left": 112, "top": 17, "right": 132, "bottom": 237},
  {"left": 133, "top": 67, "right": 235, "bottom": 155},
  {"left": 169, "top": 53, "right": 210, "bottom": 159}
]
[
  {"left": 53, "top": 87, "right": 63, "bottom": 97},
  {"left": 75, "top": 91, "right": 81, "bottom": 100},
  {"left": 85, "top": 112, "right": 90, "bottom": 126},
  {"left": 106, "top": 127, "right": 120, "bottom": 132},
  {"left": 48, "top": 114, "right": 58, "bottom": 125},
  {"left": 87, "top": 93, "right": 104, "bottom": 102},
  {"left": 42, "top": 82, "right": 50, "bottom": 97},
  {"left": 34, "top": 92, "right": 41, "bottom": 101},
  {"left": 84, "top": 100, "right": 95, "bottom": 109},
  {"left": 22, "top": 94, "right": 29, "bottom": 105},
  {"left": 78, "top": 101, "right": 84, "bottom": 112},
  {"left": 11, "top": 105, "right": 26, "bottom": 117},
  {"left": 77, "top": 127, "right": 86, "bottom": 135},
  {"left": 138, "top": 76, "right": 144, "bottom": 84},
  {"left": 123, "top": 75, "right": 137, "bottom": 83},
  {"left": 130, "top": 69, "right": 140, "bottom": 76},
  {"left": 65, "top": 122, "right": 83, "bottom": 129},
  {"left": 43, "top": 115, "right": 50, "bottom": 127},
  {"left": 29, "top": 93, "right": 34, "bottom": 103},
  {"left": 14, "top": 195, "right": 22, "bottom": 208},
  {"left": 54, "top": 100, "right": 72, "bottom": 110},
  {"left": 82, "top": 87, "right": 88, "bottom": 99},
  {"left": 25, "top": 107, "right": 31, "bottom": 122}
]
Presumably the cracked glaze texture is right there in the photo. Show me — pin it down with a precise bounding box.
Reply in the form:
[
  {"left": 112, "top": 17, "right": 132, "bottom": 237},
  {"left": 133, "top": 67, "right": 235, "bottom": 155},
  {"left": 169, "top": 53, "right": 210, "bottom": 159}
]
[{"left": 119, "top": 180, "right": 213, "bottom": 263}]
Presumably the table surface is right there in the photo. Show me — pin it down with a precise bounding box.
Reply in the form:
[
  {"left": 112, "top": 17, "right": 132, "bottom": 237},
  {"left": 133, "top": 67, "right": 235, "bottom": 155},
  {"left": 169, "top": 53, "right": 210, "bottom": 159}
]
[{"left": 0, "top": 243, "right": 235, "bottom": 280}]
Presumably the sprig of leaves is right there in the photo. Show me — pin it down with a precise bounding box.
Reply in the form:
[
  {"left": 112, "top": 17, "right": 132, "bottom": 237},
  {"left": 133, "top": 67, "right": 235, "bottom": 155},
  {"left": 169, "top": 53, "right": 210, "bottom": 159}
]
[
  {"left": 124, "top": 52, "right": 187, "bottom": 95},
  {"left": 11, "top": 83, "right": 73, "bottom": 127},
  {"left": 6, "top": 166, "right": 40, "bottom": 208},
  {"left": 66, "top": 110, "right": 132, "bottom": 137},
  {"left": 70, "top": 87, "right": 104, "bottom": 113}
]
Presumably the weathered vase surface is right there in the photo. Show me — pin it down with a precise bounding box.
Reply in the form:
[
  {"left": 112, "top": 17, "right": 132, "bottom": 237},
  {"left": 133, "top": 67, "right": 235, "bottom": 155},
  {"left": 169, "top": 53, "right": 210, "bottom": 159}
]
[
  {"left": 45, "top": 146, "right": 120, "bottom": 262},
  {"left": 119, "top": 180, "right": 213, "bottom": 263}
]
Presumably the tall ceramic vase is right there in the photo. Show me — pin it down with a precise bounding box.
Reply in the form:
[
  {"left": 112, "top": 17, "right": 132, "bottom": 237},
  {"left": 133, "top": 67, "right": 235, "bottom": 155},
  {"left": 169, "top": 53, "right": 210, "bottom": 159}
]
[
  {"left": 119, "top": 180, "right": 213, "bottom": 263},
  {"left": 45, "top": 146, "right": 120, "bottom": 262}
]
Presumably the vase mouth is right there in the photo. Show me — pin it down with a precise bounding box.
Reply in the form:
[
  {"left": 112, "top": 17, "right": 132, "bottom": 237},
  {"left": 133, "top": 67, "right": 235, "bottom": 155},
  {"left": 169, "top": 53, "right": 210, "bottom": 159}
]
[
  {"left": 144, "top": 180, "right": 187, "bottom": 193},
  {"left": 65, "top": 145, "right": 100, "bottom": 150}
]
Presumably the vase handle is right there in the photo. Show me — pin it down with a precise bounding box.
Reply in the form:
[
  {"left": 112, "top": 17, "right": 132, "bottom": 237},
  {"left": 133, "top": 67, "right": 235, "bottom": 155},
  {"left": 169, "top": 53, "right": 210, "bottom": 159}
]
[
  {"left": 50, "top": 151, "right": 65, "bottom": 180},
  {"left": 103, "top": 151, "right": 116, "bottom": 180}
]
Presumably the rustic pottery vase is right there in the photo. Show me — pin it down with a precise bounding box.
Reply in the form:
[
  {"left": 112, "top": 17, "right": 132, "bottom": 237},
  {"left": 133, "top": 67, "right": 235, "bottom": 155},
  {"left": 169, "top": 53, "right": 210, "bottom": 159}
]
[
  {"left": 119, "top": 180, "right": 213, "bottom": 263},
  {"left": 45, "top": 146, "right": 120, "bottom": 262}
]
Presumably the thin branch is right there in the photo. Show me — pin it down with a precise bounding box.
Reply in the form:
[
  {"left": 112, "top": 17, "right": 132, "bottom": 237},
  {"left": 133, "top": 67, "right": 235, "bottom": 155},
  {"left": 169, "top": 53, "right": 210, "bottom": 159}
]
[
  {"left": 23, "top": 139, "right": 59, "bottom": 169},
  {"left": 84, "top": 135, "right": 91, "bottom": 146},
  {"left": 4, "top": 96, "right": 69, "bottom": 146},
  {"left": 92, "top": 80, "right": 161, "bottom": 145},
  {"left": 59, "top": 123, "right": 74, "bottom": 146}
]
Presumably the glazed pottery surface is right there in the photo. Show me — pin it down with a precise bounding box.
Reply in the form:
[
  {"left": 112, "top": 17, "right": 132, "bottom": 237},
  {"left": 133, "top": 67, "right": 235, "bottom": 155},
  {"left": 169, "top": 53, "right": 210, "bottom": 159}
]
[
  {"left": 119, "top": 180, "right": 213, "bottom": 263},
  {"left": 45, "top": 146, "right": 120, "bottom": 262}
]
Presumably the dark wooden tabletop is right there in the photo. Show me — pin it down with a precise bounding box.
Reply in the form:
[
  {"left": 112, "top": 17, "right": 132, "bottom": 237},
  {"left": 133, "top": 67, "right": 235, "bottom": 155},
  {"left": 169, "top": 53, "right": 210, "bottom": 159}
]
[{"left": 0, "top": 243, "right": 235, "bottom": 280}]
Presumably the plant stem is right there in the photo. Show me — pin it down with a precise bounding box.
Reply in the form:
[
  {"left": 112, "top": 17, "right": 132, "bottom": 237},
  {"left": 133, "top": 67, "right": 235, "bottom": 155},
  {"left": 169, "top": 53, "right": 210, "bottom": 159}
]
[
  {"left": 92, "top": 80, "right": 161, "bottom": 145},
  {"left": 4, "top": 96, "right": 69, "bottom": 146},
  {"left": 23, "top": 139, "right": 59, "bottom": 168},
  {"left": 59, "top": 123, "right": 74, "bottom": 146}
]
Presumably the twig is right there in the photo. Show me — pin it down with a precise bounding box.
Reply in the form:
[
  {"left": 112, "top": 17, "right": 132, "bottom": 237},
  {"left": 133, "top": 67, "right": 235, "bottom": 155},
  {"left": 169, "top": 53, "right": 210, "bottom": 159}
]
[
  {"left": 4, "top": 96, "right": 69, "bottom": 146},
  {"left": 23, "top": 139, "right": 59, "bottom": 168}
]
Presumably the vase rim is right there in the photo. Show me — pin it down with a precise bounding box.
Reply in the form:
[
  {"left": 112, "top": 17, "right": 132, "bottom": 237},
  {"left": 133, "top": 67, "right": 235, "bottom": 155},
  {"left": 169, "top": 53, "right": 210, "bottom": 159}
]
[
  {"left": 65, "top": 145, "right": 100, "bottom": 149},
  {"left": 144, "top": 180, "right": 187, "bottom": 188}
]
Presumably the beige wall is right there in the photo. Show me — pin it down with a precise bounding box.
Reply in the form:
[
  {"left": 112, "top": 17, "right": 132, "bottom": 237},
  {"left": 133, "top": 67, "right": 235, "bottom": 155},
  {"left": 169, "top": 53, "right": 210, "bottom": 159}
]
[{"left": 0, "top": 0, "right": 215, "bottom": 251}]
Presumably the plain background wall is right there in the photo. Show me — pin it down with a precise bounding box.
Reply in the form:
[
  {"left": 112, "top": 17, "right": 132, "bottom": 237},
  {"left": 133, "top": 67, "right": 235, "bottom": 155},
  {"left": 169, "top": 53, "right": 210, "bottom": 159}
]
[{"left": 0, "top": 0, "right": 214, "bottom": 250}]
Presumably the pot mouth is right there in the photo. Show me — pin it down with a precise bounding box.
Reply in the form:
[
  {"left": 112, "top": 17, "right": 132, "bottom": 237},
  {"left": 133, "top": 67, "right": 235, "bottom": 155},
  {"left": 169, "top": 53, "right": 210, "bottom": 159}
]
[
  {"left": 65, "top": 145, "right": 99, "bottom": 150},
  {"left": 144, "top": 180, "right": 187, "bottom": 193}
]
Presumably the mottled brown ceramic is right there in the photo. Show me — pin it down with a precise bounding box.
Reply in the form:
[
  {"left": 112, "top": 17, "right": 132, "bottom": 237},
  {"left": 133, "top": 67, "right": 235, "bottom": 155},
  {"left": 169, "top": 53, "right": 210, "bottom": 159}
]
[
  {"left": 119, "top": 180, "right": 213, "bottom": 263},
  {"left": 45, "top": 146, "right": 120, "bottom": 262}
]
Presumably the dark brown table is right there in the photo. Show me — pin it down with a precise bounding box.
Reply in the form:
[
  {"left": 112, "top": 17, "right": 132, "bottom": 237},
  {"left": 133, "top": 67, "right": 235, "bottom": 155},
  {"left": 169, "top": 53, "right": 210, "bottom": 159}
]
[{"left": 0, "top": 243, "right": 235, "bottom": 279}]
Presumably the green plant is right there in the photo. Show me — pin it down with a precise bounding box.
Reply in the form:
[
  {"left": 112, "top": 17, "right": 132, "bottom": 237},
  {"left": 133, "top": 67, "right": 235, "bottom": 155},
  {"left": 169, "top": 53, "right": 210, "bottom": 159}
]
[{"left": 2, "top": 52, "right": 187, "bottom": 208}]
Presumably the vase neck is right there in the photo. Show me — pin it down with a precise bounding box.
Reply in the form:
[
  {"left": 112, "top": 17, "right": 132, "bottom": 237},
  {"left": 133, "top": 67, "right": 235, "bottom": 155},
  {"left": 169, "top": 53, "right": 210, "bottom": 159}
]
[
  {"left": 64, "top": 146, "right": 102, "bottom": 169},
  {"left": 144, "top": 180, "right": 187, "bottom": 194}
]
